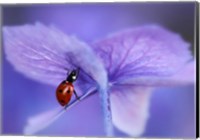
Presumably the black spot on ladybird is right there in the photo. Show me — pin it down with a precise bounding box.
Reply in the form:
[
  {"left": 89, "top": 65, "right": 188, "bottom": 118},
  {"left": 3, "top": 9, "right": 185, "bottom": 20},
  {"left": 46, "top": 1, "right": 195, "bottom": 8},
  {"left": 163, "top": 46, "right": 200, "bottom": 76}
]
[
  {"left": 67, "top": 90, "right": 70, "bottom": 94},
  {"left": 60, "top": 100, "right": 65, "bottom": 103},
  {"left": 59, "top": 89, "right": 62, "bottom": 93}
]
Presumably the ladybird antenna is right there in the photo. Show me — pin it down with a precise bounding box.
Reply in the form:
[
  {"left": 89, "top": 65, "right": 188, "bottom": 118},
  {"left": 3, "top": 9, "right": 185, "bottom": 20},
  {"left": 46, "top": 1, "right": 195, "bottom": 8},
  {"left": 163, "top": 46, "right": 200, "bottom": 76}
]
[
  {"left": 76, "top": 67, "right": 80, "bottom": 78},
  {"left": 67, "top": 71, "right": 70, "bottom": 76},
  {"left": 65, "top": 70, "right": 70, "bottom": 80}
]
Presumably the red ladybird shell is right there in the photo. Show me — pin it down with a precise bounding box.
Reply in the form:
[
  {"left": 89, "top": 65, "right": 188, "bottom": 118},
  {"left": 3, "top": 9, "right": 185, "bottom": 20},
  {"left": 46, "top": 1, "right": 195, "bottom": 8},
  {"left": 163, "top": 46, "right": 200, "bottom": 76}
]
[{"left": 56, "top": 81, "right": 74, "bottom": 106}]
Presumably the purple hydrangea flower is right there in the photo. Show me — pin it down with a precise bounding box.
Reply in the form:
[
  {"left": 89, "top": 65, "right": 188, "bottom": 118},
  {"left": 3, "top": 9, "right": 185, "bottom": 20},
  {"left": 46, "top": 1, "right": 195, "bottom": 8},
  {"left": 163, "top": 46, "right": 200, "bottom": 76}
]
[{"left": 3, "top": 23, "right": 195, "bottom": 137}]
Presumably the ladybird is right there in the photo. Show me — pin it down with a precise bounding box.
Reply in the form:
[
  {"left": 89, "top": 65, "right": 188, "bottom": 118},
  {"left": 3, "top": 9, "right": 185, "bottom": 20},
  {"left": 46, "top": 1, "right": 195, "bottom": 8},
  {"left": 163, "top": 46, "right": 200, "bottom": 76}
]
[{"left": 56, "top": 69, "right": 80, "bottom": 106}]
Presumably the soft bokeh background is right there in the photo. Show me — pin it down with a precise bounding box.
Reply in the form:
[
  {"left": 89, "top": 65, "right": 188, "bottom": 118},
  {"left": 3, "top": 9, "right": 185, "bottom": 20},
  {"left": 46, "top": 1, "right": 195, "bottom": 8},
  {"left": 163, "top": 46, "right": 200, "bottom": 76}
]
[{"left": 1, "top": 3, "right": 196, "bottom": 138}]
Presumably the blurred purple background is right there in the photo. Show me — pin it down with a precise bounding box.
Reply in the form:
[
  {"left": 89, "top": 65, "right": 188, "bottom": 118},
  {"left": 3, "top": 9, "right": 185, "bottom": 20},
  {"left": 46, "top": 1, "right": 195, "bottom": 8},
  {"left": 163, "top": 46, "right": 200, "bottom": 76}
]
[{"left": 1, "top": 3, "right": 196, "bottom": 138}]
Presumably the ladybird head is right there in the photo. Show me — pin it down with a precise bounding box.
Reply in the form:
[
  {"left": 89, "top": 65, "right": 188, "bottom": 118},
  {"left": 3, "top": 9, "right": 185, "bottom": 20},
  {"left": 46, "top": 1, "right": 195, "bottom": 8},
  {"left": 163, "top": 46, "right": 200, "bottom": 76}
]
[{"left": 66, "top": 68, "right": 79, "bottom": 82}]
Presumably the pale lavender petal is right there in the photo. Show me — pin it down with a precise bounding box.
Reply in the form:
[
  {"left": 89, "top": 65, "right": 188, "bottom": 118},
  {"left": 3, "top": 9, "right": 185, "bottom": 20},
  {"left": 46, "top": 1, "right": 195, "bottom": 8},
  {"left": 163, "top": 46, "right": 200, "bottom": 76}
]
[
  {"left": 94, "top": 25, "right": 194, "bottom": 136},
  {"left": 24, "top": 86, "right": 97, "bottom": 135},
  {"left": 24, "top": 107, "right": 62, "bottom": 135},
  {"left": 115, "top": 61, "right": 196, "bottom": 87},
  {"left": 166, "top": 60, "right": 196, "bottom": 85},
  {"left": 3, "top": 23, "right": 107, "bottom": 90},
  {"left": 3, "top": 23, "right": 70, "bottom": 85},
  {"left": 3, "top": 23, "right": 112, "bottom": 135},
  {"left": 92, "top": 25, "right": 193, "bottom": 86},
  {"left": 110, "top": 86, "right": 153, "bottom": 136}
]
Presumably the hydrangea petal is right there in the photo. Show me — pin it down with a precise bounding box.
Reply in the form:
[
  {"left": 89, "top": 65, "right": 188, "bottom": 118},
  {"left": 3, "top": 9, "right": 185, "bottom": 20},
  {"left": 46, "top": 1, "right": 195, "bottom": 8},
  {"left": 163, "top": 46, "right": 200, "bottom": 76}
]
[
  {"left": 3, "top": 23, "right": 112, "bottom": 135},
  {"left": 24, "top": 107, "right": 63, "bottom": 135},
  {"left": 3, "top": 23, "right": 107, "bottom": 90},
  {"left": 92, "top": 25, "right": 193, "bottom": 85},
  {"left": 166, "top": 60, "right": 196, "bottom": 85},
  {"left": 115, "top": 60, "right": 195, "bottom": 86},
  {"left": 110, "top": 86, "right": 152, "bottom": 136},
  {"left": 23, "top": 86, "right": 97, "bottom": 135}
]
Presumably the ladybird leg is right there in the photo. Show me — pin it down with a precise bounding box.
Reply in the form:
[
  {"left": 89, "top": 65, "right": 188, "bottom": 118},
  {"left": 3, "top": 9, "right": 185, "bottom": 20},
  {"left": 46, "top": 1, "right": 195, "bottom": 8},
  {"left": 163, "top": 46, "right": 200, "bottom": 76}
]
[
  {"left": 67, "top": 71, "right": 70, "bottom": 76},
  {"left": 74, "top": 90, "right": 80, "bottom": 101}
]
